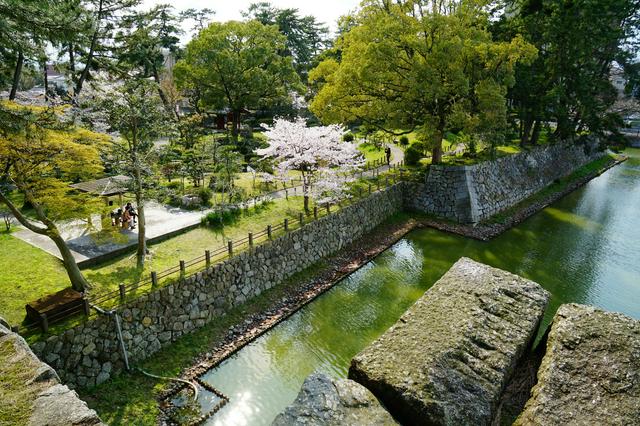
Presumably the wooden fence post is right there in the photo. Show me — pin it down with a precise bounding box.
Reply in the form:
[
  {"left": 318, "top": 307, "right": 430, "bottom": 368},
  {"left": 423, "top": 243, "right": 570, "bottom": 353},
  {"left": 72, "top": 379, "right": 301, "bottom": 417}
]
[
  {"left": 284, "top": 218, "right": 289, "bottom": 231},
  {"left": 313, "top": 206, "right": 318, "bottom": 219},
  {"left": 205, "top": 250, "right": 211, "bottom": 267},
  {"left": 40, "top": 313, "right": 48, "bottom": 333},
  {"left": 326, "top": 204, "right": 330, "bottom": 214},
  {"left": 285, "top": 189, "right": 288, "bottom": 200},
  {"left": 83, "top": 298, "right": 90, "bottom": 316},
  {"left": 299, "top": 212, "right": 304, "bottom": 226},
  {"left": 119, "top": 283, "right": 126, "bottom": 301},
  {"left": 228, "top": 240, "right": 233, "bottom": 256},
  {"left": 248, "top": 232, "right": 253, "bottom": 247},
  {"left": 267, "top": 225, "right": 272, "bottom": 239},
  {"left": 151, "top": 271, "right": 158, "bottom": 287},
  {"left": 180, "top": 260, "right": 186, "bottom": 278},
  {"left": 368, "top": 183, "right": 372, "bottom": 194}
]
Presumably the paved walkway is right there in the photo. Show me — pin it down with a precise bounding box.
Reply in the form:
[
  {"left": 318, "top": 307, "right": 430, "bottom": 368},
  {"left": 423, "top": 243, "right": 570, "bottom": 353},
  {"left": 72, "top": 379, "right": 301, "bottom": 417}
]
[{"left": 11, "top": 144, "right": 405, "bottom": 267}]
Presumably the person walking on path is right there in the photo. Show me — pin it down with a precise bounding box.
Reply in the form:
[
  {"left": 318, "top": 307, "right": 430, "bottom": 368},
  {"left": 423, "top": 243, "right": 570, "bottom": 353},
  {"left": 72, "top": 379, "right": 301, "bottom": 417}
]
[{"left": 385, "top": 146, "right": 391, "bottom": 164}]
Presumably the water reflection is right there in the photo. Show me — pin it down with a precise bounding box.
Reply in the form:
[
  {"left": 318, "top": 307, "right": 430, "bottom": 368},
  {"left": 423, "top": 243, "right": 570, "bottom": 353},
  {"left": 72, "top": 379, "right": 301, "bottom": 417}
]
[{"left": 201, "top": 149, "right": 640, "bottom": 425}]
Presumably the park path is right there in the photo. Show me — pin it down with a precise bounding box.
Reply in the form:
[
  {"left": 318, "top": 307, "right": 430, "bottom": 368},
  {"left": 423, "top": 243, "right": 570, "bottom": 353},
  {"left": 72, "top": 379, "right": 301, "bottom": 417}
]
[{"left": 9, "top": 143, "right": 405, "bottom": 265}]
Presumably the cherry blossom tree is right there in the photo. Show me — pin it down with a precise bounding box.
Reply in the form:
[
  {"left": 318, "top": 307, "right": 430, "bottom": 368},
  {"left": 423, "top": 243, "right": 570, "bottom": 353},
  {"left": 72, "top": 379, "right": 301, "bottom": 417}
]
[{"left": 258, "top": 117, "right": 362, "bottom": 211}]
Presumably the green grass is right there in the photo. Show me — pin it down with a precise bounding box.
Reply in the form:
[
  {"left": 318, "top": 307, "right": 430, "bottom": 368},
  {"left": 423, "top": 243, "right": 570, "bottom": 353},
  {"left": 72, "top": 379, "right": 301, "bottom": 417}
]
[
  {"left": 0, "top": 230, "right": 70, "bottom": 326},
  {"left": 80, "top": 261, "right": 328, "bottom": 425},
  {"left": 358, "top": 142, "right": 386, "bottom": 164},
  {"left": 0, "top": 197, "right": 309, "bottom": 330},
  {"left": 0, "top": 339, "right": 52, "bottom": 425}
]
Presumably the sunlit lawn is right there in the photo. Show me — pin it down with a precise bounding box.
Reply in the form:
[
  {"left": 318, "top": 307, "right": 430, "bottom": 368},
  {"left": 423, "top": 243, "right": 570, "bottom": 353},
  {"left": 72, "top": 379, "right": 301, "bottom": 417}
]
[
  {"left": 358, "top": 141, "right": 386, "bottom": 163},
  {"left": 0, "top": 197, "right": 309, "bottom": 328}
]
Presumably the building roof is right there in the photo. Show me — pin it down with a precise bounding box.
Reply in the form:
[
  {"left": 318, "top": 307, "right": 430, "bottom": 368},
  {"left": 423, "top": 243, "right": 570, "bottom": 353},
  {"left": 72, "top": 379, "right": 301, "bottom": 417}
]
[{"left": 70, "top": 175, "right": 131, "bottom": 196}]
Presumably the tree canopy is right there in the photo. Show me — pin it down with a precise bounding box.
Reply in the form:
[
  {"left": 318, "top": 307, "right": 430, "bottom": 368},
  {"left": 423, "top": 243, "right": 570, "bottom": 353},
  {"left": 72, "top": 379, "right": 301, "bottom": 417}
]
[
  {"left": 309, "top": 0, "right": 536, "bottom": 163},
  {"left": 174, "top": 20, "right": 301, "bottom": 139},
  {"left": 0, "top": 101, "right": 108, "bottom": 291}
]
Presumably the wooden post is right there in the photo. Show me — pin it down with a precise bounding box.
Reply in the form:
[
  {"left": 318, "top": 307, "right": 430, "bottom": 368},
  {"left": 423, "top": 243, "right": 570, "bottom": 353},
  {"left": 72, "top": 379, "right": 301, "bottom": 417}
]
[
  {"left": 119, "top": 283, "right": 126, "bottom": 301},
  {"left": 179, "top": 260, "right": 186, "bottom": 278},
  {"left": 248, "top": 232, "right": 253, "bottom": 247},
  {"left": 284, "top": 218, "right": 289, "bottom": 231},
  {"left": 83, "top": 298, "right": 90, "bottom": 316},
  {"left": 326, "top": 204, "right": 330, "bottom": 214},
  {"left": 205, "top": 250, "right": 211, "bottom": 267},
  {"left": 228, "top": 240, "right": 233, "bottom": 256},
  {"left": 368, "top": 183, "right": 372, "bottom": 194},
  {"left": 40, "top": 313, "right": 48, "bottom": 333},
  {"left": 299, "top": 212, "right": 304, "bottom": 226},
  {"left": 313, "top": 206, "right": 318, "bottom": 219},
  {"left": 151, "top": 271, "right": 158, "bottom": 287},
  {"left": 285, "top": 189, "right": 288, "bottom": 200},
  {"left": 267, "top": 225, "right": 272, "bottom": 239}
]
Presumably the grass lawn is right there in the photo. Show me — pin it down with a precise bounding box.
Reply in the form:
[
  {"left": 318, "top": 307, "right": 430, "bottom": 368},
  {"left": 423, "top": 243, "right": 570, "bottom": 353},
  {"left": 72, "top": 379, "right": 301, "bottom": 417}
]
[
  {"left": 358, "top": 142, "right": 386, "bottom": 164},
  {"left": 0, "top": 230, "right": 70, "bottom": 326},
  {"left": 0, "top": 197, "right": 310, "bottom": 330}
]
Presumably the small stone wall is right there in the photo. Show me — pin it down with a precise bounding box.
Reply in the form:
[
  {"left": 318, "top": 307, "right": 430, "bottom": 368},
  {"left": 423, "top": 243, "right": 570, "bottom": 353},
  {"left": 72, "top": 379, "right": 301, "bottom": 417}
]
[
  {"left": 406, "top": 140, "right": 604, "bottom": 223},
  {"left": 30, "top": 185, "right": 404, "bottom": 388},
  {"left": 0, "top": 317, "right": 104, "bottom": 425}
]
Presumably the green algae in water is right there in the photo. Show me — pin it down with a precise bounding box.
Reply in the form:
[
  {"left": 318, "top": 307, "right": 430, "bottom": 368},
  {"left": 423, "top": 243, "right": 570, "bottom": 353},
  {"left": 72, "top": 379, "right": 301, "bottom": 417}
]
[{"left": 200, "top": 149, "right": 640, "bottom": 426}]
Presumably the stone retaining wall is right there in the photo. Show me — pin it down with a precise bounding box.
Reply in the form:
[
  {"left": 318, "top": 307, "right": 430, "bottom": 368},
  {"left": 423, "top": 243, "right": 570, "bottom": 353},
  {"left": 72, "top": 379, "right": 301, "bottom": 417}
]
[
  {"left": 30, "top": 185, "right": 404, "bottom": 388},
  {"left": 406, "top": 140, "right": 604, "bottom": 223}
]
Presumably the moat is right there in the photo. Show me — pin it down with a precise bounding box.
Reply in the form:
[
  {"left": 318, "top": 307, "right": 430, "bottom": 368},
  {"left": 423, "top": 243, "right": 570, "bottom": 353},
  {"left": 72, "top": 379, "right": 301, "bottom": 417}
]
[{"left": 198, "top": 149, "right": 640, "bottom": 425}]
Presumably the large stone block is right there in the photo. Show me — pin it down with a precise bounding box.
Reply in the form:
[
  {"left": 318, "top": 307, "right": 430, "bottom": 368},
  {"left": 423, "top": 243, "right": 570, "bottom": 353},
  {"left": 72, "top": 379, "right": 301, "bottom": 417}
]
[
  {"left": 515, "top": 304, "right": 640, "bottom": 425},
  {"left": 272, "top": 373, "right": 397, "bottom": 426},
  {"left": 348, "top": 257, "right": 549, "bottom": 425}
]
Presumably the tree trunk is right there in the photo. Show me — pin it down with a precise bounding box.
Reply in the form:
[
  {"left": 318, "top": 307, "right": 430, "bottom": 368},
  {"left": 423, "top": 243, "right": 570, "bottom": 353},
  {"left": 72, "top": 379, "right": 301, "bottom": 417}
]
[
  {"left": 136, "top": 203, "right": 146, "bottom": 269},
  {"left": 431, "top": 129, "right": 444, "bottom": 165},
  {"left": 231, "top": 110, "right": 241, "bottom": 142},
  {"left": 9, "top": 49, "right": 24, "bottom": 100},
  {"left": 42, "top": 60, "right": 49, "bottom": 101},
  {"left": 50, "top": 232, "right": 90, "bottom": 292},
  {"left": 530, "top": 120, "right": 542, "bottom": 145},
  {"left": 521, "top": 116, "right": 534, "bottom": 146},
  {"left": 134, "top": 167, "right": 146, "bottom": 268}
]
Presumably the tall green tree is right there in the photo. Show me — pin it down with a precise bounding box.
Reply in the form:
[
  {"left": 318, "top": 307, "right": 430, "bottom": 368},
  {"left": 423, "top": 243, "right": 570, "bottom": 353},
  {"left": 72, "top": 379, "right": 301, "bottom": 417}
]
[
  {"left": 309, "top": 0, "right": 536, "bottom": 163},
  {"left": 174, "top": 20, "right": 300, "bottom": 141},
  {"left": 495, "top": 0, "right": 640, "bottom": 144},
  {"left": 0, "top": 102, "right": 108, "bottom": 292},
  {"left": 242, "top": 2, "right": 330, "bottom": 79},
  {"left": 116, "top": 4, "right": 183, "bottom": 115},
  {"left": 98, "top": 80, "right": 167, "bottom": 268},
  {"left": 71, "top": 0, "right": 140, "bottom": 97},
  {"left": 0, "top": 0, "right": 85, "bottom": 99}
]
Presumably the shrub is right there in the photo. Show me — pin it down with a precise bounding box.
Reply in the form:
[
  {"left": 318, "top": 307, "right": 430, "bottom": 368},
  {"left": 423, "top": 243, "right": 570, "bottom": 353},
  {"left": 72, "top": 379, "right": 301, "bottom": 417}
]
[
  {"left": 405, "top": 144, "right": 423, "bottom": 166},
  {"left": 399, "top": 135, "right": 409, "bottom": 146},
  {"left": 197, "top": 187, "right": 213, "bottom": 206},
  {"left": 343, "top": 132, "right": 355, "bottom": 142},
  {"left": 166, "top": 181, "right": 182, "bottom": 190},
  {"left": 202, "top": 206, "right": 241, "bottom": 228}
]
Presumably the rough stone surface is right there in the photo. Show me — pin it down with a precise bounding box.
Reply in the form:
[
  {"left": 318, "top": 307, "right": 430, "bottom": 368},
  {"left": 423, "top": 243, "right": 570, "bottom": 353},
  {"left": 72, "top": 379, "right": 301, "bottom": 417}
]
[
  {"left": 272, "top": 373, "right": 397, "bottom": 426},
  {"left": 29, "top": 384, "right": 104, "bottom": 426},
  {"left": 0, "top": 317, "right": 104, "bottom": 426},
  {"left": 406, "top": 140, "right": 604, "bottom": 223},
  {"left": 31, "top": 185, "right": 404, "bottom": 387},
  {"left": 348, "top": 257, "right": 549, "bottom": 426},
  {"left": 515, "top": 304, "right": 640, "bottom": 426}
]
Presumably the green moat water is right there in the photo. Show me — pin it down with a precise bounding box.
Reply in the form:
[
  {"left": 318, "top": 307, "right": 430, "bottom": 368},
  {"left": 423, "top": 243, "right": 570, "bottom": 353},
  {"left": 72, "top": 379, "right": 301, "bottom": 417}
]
[{"left": 200, "top": 149, "right": 640, "bottom": 425}]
